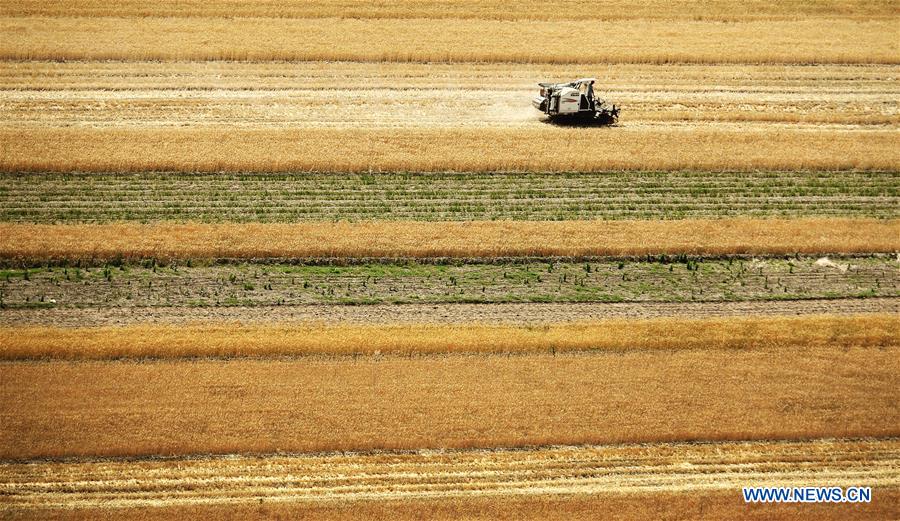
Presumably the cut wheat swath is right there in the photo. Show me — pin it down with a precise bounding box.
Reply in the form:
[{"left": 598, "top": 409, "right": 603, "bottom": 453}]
[
  {"left": 1, "top": 314, "right": 896, "bottom": 360},
  {"left": 2, "top": 439, "right": 897, "bottom": 512},
  {"left": 1, "top": 219, "right": 897, "bottom": 263},
  {"left": 9, "top": 491, "right": 900, "bottom": 521},
  {"left": 6, "top": 84, "right": 898, "bottom": 129}
]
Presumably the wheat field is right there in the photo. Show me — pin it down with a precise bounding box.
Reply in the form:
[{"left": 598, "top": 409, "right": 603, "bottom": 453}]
[
  {"left": 2, "top": 346, "right": 898, "bottom": 459},
  {"left": 4, "top": 127, "right": 897, "bottom": 173},
  {"left": 5, "top": 63, "right": 897, "bottom": 128},
  {"left": 1, "top": 1, "right": 898, "bottom": 519},
  {"left": 3, "top": 0, "right": 897, "bottom": 21},
  {"left": 1, "top": 314, "right": 895, "bottom": 360},
  {"left": 3, "top": 61, "right": 898, "bottom": 174},
  {"left": 2, "top": 16, "right": 897, "bottom": 64},
  {"left": 1, "top": 218, "right": 896, "bottom": 263}
]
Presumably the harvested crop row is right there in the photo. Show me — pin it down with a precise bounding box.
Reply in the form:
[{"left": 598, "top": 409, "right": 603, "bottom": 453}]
[
  {"left": 1, "top": 219, "right": 897, "bottom": 264},
  {"left": 4, "top": 0, "right": 896, "bottom": 21},
  {"left": 3, "top": 256, "right": 896, "bottom": 309},
  {"left": 7, "top": 491, "right": 900, "bottom": 521},
  {"left": 2, "top": 63, "right": 898, "bottom": 129},
  {"left": 8, "top": 91, "right": 897, "bottom": 129},
  {"left": 2, "top": 346, "right": 897, "bottom": 458},
  {"left": 2, "top": 171, "right": 896, "bottom": 223},
  {"left": 1, "top": 17, "right": 896, "bottom": 64},
  {"left": 3, "top": 298, "right": 898, "bottom": 328},
  {"left": 4, "top": 128, "right": 896, "bottom": 173},
  {"left": 2, "top": 314, "right": 895, "bottom": 360},
  {"left": 2, "top": 438, "right": 897, "bottom": 510},
  {"left": 6, "top": 87, "right": 897, "bottom": 129}
]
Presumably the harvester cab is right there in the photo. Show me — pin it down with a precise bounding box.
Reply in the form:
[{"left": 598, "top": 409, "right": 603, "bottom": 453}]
[{"left": 532, "top": 78, "right": 619, "bottom": 124}]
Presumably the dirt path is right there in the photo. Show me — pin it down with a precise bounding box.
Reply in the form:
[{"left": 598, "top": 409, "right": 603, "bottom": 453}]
[
  {"left": 3, "top": 255, "right": 897, "bottom": 309},
  {"left": 3, "top": 297, "right": 897, "bottom": 327}
]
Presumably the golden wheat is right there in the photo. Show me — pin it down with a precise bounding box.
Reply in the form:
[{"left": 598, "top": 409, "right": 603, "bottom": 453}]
[
  {"left": 0, "top": 219, "right": 896, "bottom": 263},
  {"left": 1, "top": 16, "right": 896, "bottom": 64},
  {"left": 2, "top": 346, "right": 897, "bottom": 458},
  {"left": 2, "top": 61, "right": 895, "bottom": 90},
  {"left": 0, "top": 4, "right": 896, "bottom": 519},
  {"left": 2, "top": 0, "right": 897, "bottom": 21},
  {"left": 1, "top": 314, "right": 895, "bottom": 360},
  {"left": 2, "top": 128, "right": 898, "bottom": 173}
]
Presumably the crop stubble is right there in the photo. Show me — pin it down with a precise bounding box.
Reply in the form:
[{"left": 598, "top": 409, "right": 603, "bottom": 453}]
[
  {"left": 2, "top": 439, "right": 897, "bottom": 511},
  {"left": 4, "top": 491, "right": 899, "bottom": 521},
  {"left": 2, "top": 61, "right": 897, "bottom": 172},
  {"left": 3, "top": 63, "right": 898, "bottom": 129}
]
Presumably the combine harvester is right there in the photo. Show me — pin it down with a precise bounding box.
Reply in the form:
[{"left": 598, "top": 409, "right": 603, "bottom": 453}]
[{"left": 532, "top": 78, "right": 619, "bottom": 124}]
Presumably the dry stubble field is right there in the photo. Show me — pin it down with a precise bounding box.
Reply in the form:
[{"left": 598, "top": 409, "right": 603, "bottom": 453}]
[
  {"left": 3, "top": 61, "right": 899, "bottom": 172},
  {"left": 0, "top": 1, "right": 899, "bottom": 519}
]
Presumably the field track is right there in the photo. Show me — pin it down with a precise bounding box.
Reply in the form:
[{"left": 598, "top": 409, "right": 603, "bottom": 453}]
[
  {"left": 3, "top": 256, "right": 896, "bottom": 309},
  {"left": 2, "top": 439, "right": 897, "bottom": 512},
  {"left": 3, "top": 298, "right": 897, "bottom": 327},
  {"left": 2, "top": 346, "right": 897, "bottom": 459}
]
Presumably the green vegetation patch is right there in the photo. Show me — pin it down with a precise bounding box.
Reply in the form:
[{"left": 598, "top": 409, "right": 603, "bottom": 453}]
[{"left": 1, "top": 171, "right": 897, "bottom": 223}]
